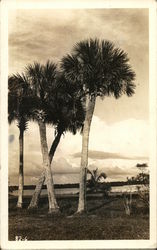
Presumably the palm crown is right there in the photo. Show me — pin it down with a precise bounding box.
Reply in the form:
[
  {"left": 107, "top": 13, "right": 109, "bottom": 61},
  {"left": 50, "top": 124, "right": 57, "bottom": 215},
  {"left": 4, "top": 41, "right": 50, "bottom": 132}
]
[
  {"left": 8, "top": 73, "right": 30, "bottom": 130},
  {"left": 25, "top": 61, "right": 85, "bottom": 135},
  {"left": 87, "top": 168, "right": 107, "bottom": 184},
  {"left": 61, "top": 38, "right": 136, "bottom": 99}
]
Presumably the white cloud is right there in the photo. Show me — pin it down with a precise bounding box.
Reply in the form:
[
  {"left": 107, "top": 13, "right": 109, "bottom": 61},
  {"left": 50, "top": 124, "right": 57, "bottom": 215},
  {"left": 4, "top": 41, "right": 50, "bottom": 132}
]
[
  {"left": 9, "top": 116, "right": 149, "bottom": 184},
  {"left": 59, "top": 116, "right": 149, "bottom": 158}
]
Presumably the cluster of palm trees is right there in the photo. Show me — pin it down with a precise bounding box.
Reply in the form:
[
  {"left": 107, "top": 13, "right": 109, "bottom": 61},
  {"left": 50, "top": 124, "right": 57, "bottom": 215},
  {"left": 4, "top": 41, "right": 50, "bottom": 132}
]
[{"left": 8, "top": 38, "right": 136, "bottom": 214}]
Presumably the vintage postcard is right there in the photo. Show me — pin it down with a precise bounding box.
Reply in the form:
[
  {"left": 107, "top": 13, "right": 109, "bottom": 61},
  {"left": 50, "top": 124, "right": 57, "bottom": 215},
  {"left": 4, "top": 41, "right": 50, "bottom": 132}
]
[{"left": 0, "top": 0, "right": 157, "bottom": 249}]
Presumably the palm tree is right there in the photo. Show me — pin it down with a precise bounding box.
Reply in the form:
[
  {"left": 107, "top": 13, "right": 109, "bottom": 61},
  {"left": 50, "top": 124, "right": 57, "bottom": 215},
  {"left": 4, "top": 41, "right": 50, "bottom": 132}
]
[
  {"left": 25, "top": 61, "right": 61, "bottom": 213},
  {"left": 87, "top": 168, "right": 107, "bottom": 192},
  {"left": 8, "top": 75, "right": 27, "bottom": 208},
  {"left": 8, "top": 74, "right": 40, "bottom": 208},
  {"left": 28, "top": 73, "right": 85, "bottom": 209},
  {"left": 61, "top": 38, "right": 136, "bottom": 213},
  {"left": 8, "top": 74, "right": 30, "bottom": 208}
]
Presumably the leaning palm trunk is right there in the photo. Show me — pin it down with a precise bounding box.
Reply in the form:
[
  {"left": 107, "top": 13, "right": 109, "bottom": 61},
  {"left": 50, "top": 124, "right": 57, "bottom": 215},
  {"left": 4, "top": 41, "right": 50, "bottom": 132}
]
[
  {"left": 17, "top": 129, "right": 24, "bottom": 208},
  {"left": 77, "top": 94, "right": 96, "bottom": 213},
  {"left": 38, "top": 120, "right": 59, "bottom": 213},
  {"left": 28, "top": 171, "right": 45, "bottom": 209},
  {"left": 28, "top": 129, "right": 62, "bottom": 209}
]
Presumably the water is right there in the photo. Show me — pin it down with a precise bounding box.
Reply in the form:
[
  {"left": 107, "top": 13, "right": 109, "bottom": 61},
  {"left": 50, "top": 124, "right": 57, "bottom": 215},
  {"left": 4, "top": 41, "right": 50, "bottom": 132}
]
[
  {"left": 11, "top": 187, "right": 79, "bottom": 197},
  {"left": 111, "top": 184, "right": 147, "bottom": 193},
  {"left": 10, "top": 184, "right": 147, "bottom": 197}
]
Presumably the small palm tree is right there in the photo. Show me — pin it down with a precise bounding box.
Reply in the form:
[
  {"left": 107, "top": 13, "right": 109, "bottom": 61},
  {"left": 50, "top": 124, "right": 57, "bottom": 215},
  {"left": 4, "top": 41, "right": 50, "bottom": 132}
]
[
  {"left": 87, "top": 168, "right": 107, "bottom": 192},
  {"left": 61, "top": 38, "right": 136, "bottom": 213}
]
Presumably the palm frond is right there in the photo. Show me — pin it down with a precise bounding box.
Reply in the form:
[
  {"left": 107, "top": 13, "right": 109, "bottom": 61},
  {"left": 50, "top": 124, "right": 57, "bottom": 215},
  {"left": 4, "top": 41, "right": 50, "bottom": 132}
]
[
  {"left": 43, "top": 60, "right": 57, "bottom": 83},
  {"left": 17, "top": 117, "right": 29, "bottom": 131},
  {"left": 97, "top": 172, "right": 107, "bottom": 182},
  {"left": 61, "top": 54, "right": 82, "bottom": 83}
]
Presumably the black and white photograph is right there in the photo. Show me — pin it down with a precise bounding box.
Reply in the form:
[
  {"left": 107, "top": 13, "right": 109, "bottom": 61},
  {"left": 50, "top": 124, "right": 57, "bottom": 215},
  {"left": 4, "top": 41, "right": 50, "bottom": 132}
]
[{"left": 0, "top": 0, "right": 157, "bottom": 249}]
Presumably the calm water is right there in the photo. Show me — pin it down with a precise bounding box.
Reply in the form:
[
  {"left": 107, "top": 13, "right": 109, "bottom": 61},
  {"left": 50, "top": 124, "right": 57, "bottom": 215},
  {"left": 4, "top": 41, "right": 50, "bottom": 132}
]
[
  {"left": 11, "top": 188, "right": 79, "bottom": 196},
  {"left": 10, "top": 185, "right": 147, "bottom": 197},
  {"left": 111, "top": 184, "right": 147, "bottom": 193}
]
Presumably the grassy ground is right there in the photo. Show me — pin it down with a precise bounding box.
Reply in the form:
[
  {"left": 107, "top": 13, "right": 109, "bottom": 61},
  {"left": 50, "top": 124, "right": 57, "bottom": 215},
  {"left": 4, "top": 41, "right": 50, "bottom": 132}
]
[{"left": 9, "top": 196, "right": 149, "bottom": 241}]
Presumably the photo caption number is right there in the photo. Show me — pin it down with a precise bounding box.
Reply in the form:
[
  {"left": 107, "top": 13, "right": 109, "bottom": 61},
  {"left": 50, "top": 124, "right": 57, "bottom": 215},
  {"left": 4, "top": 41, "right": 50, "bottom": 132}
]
[{"left": 15, "top": 236, "right": 28, "bottom": 241}]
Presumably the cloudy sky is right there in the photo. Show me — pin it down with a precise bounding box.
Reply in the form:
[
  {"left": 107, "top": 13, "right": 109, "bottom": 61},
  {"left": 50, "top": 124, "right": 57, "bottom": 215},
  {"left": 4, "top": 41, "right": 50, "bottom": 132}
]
[{"left": 8, "top": 8, "right": 149, "bottom": 185}]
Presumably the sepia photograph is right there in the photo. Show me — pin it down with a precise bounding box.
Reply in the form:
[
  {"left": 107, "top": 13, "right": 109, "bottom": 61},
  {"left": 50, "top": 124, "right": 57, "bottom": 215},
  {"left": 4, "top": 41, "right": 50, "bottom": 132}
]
[{"left": 0, "top": 0, "right": 157, "bottom": 249}]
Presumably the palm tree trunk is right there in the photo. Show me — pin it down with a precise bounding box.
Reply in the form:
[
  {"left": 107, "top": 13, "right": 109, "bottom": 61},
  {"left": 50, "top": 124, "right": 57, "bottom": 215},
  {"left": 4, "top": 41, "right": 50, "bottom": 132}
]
[
  {"left": 28, "top": 129, "right": 62, "bottom": 209},
  {"left": 32, "top": 120, "right": 59, "bottom": 213},
  {"left": 17, "top": 129, "right": 24, "bottom": 208},
  {"left": 49, "top": 129, "right": 63, "bottom": 163},
  {"left": 28, "top": 171, "right": 45, "bottom": 209},
  {"left": 77, "top": 94, "right": 96, "bottom": 213}
]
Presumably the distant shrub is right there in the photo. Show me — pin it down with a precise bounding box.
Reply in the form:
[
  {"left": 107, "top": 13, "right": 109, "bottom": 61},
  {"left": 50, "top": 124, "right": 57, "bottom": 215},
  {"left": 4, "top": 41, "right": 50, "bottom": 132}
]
[{"left": 126, "top": 163, "right": 149, "bottom": 212}]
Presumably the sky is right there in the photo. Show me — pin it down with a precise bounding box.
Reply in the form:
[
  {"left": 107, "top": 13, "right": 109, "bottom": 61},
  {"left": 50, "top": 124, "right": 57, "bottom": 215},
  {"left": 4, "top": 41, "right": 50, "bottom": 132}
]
[{"left": 8, "top": 8, "right": 149, "bottom": 185}]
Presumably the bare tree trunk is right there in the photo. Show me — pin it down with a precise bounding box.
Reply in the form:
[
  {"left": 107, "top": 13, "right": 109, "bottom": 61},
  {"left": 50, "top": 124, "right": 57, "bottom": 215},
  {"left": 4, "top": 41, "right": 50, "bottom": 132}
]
[
  {"left": 28, "top": 129, "right": 62, "bottom": 209},
  {"left": 77, "top": 94, "right": 96, "bottom": 213},
  {"left": 123, "top": 193, "right": 132, "bottom": 215},
  {"left": 17, "top": 129, "right": 24, "bottom": 208},
  {"left": 38, "top": 120, "right": 59, "bottom": 213}
]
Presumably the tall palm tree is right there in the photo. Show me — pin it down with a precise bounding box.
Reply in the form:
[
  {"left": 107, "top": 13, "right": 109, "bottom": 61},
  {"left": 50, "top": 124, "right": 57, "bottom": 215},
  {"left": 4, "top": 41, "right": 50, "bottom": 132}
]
[
  {"left": 25, "top": 61, "right": 60, "bottom": 213},
  {"left": 61, "top": 38, "right": 136, "bottom": 213},
  {"left": 28, "top": 73, "right": 85, "bottom": 209},
  {"left": 8, "top": 74, "right": 30, "bottom": 208}
]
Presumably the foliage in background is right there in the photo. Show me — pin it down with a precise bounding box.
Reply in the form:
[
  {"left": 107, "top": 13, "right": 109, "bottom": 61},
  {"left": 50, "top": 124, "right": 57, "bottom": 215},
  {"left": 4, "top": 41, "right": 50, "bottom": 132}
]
[
  {"left": 87, "top": 168, "right": 111, "bottom": 196},
  {"left": 126, "top": 163, "right": 149, "bottom": 209}
]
